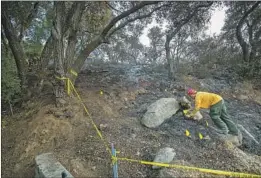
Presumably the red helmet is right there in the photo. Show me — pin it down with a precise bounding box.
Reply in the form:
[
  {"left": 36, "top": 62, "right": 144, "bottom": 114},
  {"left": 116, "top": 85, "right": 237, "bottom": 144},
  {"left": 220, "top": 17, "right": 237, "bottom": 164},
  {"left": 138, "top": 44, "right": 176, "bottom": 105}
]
[{"left": 187, "top": 88, "right": 197, "bottom": 96}]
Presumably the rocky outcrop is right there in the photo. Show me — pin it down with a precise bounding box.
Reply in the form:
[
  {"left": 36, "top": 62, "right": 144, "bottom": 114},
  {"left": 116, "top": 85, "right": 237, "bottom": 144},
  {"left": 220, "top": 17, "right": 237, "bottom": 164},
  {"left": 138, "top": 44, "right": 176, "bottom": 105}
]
[{"left": 141, "top": 98, "right": 180, "bottom": 128}]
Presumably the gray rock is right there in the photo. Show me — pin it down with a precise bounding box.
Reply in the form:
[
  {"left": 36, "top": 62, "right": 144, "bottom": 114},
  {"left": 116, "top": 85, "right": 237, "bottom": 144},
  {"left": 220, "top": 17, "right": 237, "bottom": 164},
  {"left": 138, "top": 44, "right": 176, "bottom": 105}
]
[
  {"left": 35, "top": 153, "right": 73, "bottom": 178},
  {"left": 53, "top": 111, "right": 64, "bottom": 118},
  {"left": 193, "top": 111, "right": 203, "bottom": 121},
  {"left": 219, "top": 134, "right": 242, "bottom": 147},
  {"left": 238, "top": 94, "right": 248, "bottom": 100},
  {"left": 64, "top": 111, "right": 74, "bottom": 118},
  {"left": 141, "top": 98, "right": 180, "bottom": 128},
  {"left": 152, "top": 147, "right": 176, "bottom": 169},
  {"left": 159, "top": 168, "right": 176, "bottom": 178}
]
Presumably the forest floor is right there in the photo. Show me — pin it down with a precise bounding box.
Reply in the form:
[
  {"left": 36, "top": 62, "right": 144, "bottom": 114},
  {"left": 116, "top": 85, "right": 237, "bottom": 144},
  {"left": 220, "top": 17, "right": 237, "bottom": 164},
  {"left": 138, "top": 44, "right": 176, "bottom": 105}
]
[{"left": 2, "top": 63, "right": 261, "bottom": 177}]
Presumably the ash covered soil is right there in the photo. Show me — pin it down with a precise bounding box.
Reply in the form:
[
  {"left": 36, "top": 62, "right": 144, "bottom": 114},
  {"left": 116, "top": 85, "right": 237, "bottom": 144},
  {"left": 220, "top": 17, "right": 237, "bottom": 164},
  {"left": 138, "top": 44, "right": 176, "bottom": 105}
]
[{"left": 2, "top": 63, "right": 261, "bottom": 177}]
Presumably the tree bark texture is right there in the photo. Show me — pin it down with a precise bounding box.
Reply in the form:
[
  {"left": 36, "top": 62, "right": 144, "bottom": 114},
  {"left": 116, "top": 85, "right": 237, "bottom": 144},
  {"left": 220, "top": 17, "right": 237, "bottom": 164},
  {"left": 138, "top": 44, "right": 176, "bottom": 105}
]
[
  {"left": 236, "top": 2, "right": 260, "bottom": 62},
  {"left": 1, "top": 11, "right": 28, "bottom": 87}
]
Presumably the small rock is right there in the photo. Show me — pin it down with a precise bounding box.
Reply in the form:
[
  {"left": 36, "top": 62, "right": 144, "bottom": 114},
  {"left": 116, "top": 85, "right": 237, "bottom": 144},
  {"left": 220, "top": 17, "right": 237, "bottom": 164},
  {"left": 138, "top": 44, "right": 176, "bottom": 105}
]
[
  {"left": 238, "top": 95, "right": 248, "bottom": 100},
  {"left": 91, "top": 166, "right": 96, "bottom": 171},
  {"left": 56, "top": 98, "right": 67, "bottom": 107},
  {"left": 193, "top": 111, "right": 203, "bottom": 121},
  {"left": 152, "top": 147, "right": 176, "bottom": 169},
  {"left": 54, "top": 111, "right": 64, "bottom": 118},
  {"left": 73, "top": 168, "right": 78, "bottom": 174},
  {"left": 203, "top": 135, "right": 211, "bottom": 140},
  {"left": 131, "top": 134, "right": 137, "bottom": 139},
  {"left": 64, "top": 111, "right": 74, "bottom": 118},
  {"left": 220, "top": 134, "right": 242, "bottom": 147},
  {"left": 99, "top": 124, "right": 108, "bottom": 131}
]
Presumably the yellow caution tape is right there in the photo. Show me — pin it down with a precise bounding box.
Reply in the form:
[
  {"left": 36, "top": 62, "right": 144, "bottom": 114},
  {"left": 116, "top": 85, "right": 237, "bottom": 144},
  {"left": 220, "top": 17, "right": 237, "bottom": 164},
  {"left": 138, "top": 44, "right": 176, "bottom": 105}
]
[
  {"left": 67, "top": 78, "right": 71, "bottom": 95},
  {"left": 69, "top": 79, "right": 112, "bottom": 156},
  {"left": 57, "top": 77, "right": 261, "bottom": 178},
  {"left": 185, "top": 129, "right": 190, "bottom": 137},
  {"left": 115, "top": 156, "right": 261, "bottom": 178},
  {"left": 206, "top": 121, "right": 208, "bottom": 127},
  {"left": 70, "top": 69, "right": 78, "bottom": 76},
  {"left": 57, "top": 77, "right": 112, "bottom": 156},
  {"left": 199, "top": 132, "right": 203, "bottom": 140},
  {"left": 183, "top": 109, "right": 189, "bottom": 114}
]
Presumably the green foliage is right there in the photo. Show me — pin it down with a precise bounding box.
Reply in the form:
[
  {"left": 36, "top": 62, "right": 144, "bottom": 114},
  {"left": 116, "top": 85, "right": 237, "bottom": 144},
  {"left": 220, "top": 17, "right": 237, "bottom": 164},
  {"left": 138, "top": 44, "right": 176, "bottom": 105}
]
[
  {"left": 24, "top": 42, "right": 43, "bottom": 56},
  {"left": 81, "top": 2, "right": 112, "bottom": 35},
  {"left": 1, "top": 49, "right": 21, "bottom": 105}
]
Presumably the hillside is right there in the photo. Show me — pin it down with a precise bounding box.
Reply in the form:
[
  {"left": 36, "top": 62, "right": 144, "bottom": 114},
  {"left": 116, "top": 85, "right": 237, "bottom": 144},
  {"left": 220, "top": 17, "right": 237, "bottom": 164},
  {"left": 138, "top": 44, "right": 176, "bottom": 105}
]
[{"left": 2, "top": 63, "right": 261, "bottom": 177}]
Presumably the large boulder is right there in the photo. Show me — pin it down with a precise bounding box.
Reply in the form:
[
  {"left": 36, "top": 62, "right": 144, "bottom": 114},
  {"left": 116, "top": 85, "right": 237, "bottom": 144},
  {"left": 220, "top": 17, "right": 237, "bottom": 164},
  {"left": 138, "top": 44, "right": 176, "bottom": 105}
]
[
  {"left": 152, "top": 147, "right": 176, "bottom": 169},
  {"left": 141, "top": 98, "right": 180, "bottom": 128}
]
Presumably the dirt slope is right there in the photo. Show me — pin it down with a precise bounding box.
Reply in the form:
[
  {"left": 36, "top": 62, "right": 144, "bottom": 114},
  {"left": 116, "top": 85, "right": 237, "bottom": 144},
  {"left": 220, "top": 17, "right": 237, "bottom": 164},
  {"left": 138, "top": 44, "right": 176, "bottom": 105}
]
[{"left": 2, "top": 63, "right": 261, "bottom": 177}]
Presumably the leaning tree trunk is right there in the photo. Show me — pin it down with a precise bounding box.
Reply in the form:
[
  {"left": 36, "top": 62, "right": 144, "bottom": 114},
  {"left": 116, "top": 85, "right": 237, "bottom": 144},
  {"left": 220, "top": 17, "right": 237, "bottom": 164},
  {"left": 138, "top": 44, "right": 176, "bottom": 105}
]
[
  {"left": 71, "top": 36, "right": 104, "bottom": 73},
  {"left": 45, "top": 1, "right": 161, "bottom": 106}
]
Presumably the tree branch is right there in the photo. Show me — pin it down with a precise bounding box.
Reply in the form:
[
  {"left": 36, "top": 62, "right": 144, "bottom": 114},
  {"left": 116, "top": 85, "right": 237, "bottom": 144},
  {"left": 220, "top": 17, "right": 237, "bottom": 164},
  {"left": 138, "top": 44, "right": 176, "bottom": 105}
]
[
  {"left": 72, "top": 1, "right": 161, "bottom": 74},
  {"left": 107, "top": 4, "right": 166, "bottom": 38},
  {"left": 101, "top": 1, "right": 159, "bottom": 37},
  {"left": 105, "top": 1, "right": 123, "bottom": 13},
  {"left": 19, "top": 2, "right": 40, "bottom": 42},
  {"left": 63, "top": 2, "right": 86, "bottom": 34},
  {"left": 168, "top": 2, "right": 213, "bottom": 39}
]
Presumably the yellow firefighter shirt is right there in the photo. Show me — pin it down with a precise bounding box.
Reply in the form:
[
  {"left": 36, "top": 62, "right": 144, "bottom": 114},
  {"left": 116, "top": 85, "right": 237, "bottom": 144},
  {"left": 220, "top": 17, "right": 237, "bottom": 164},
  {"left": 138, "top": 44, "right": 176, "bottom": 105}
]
[{"left": 195, "top": 92, "right": 222, "bottom": 109}]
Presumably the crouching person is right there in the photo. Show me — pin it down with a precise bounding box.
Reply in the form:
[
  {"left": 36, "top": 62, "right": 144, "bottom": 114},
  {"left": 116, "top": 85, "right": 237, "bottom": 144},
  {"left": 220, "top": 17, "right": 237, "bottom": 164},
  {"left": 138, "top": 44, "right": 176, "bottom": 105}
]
[{"left": 186, "top": 88, "right": 242, "bottom": 145}]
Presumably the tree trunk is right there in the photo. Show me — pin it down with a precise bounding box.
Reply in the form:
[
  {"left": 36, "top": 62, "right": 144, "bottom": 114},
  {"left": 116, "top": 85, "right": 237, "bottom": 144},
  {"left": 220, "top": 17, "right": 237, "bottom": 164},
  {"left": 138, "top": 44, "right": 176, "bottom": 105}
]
[
  {"left": 2, "top": 11, "right": 28, "bottom": 87},
  {"left": 64, "top": 30, "right": 78, "bottom": 73},
  {"left": 165, "top": 35, "right": 175, "bottom": 80},
  {"left": 236, "top": 2, "right": 260, "bottom": 62},
  {"left": 164, "top": 2, "right": 213, "bottom": 80},
  {"left": 63, "top": 2, "right": 85, "bottom": 73},
  {"left": 8, "top": 100, "right": 14, "bottom": 116},
  {"left": 176, "top": 38, "right": 180, "bottom": 73},
  {"left": 52, "top": 2, "right": 66, "bottom": 106},
  {"left": 40, "top": 36, "right": 54, "bottom": 70},
  {"left": 71, "top": 36, "right": 103, "bottom": 73}
]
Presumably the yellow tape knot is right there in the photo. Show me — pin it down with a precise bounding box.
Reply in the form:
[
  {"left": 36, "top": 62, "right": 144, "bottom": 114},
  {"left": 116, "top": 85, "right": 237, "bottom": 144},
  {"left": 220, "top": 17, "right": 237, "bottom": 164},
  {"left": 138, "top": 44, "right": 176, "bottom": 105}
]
[{"left": 112, "top": 156, "right": 118, "bottom": 165}]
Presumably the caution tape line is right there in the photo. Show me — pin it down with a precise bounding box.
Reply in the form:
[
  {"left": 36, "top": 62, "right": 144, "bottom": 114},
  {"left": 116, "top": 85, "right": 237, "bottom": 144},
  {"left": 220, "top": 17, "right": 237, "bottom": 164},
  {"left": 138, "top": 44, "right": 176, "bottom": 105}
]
[
  {"left": 69, "top": 79, "right": 112, "bottom": 156},
  {"left": 57, "top": 77, "right": 261, "bottom": 178},
  {"left": 114, "top": 156, "right": 261, "bottom": 178},
  {"left": 57, "top": 76, "right": 112, "bottom": 156}
]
